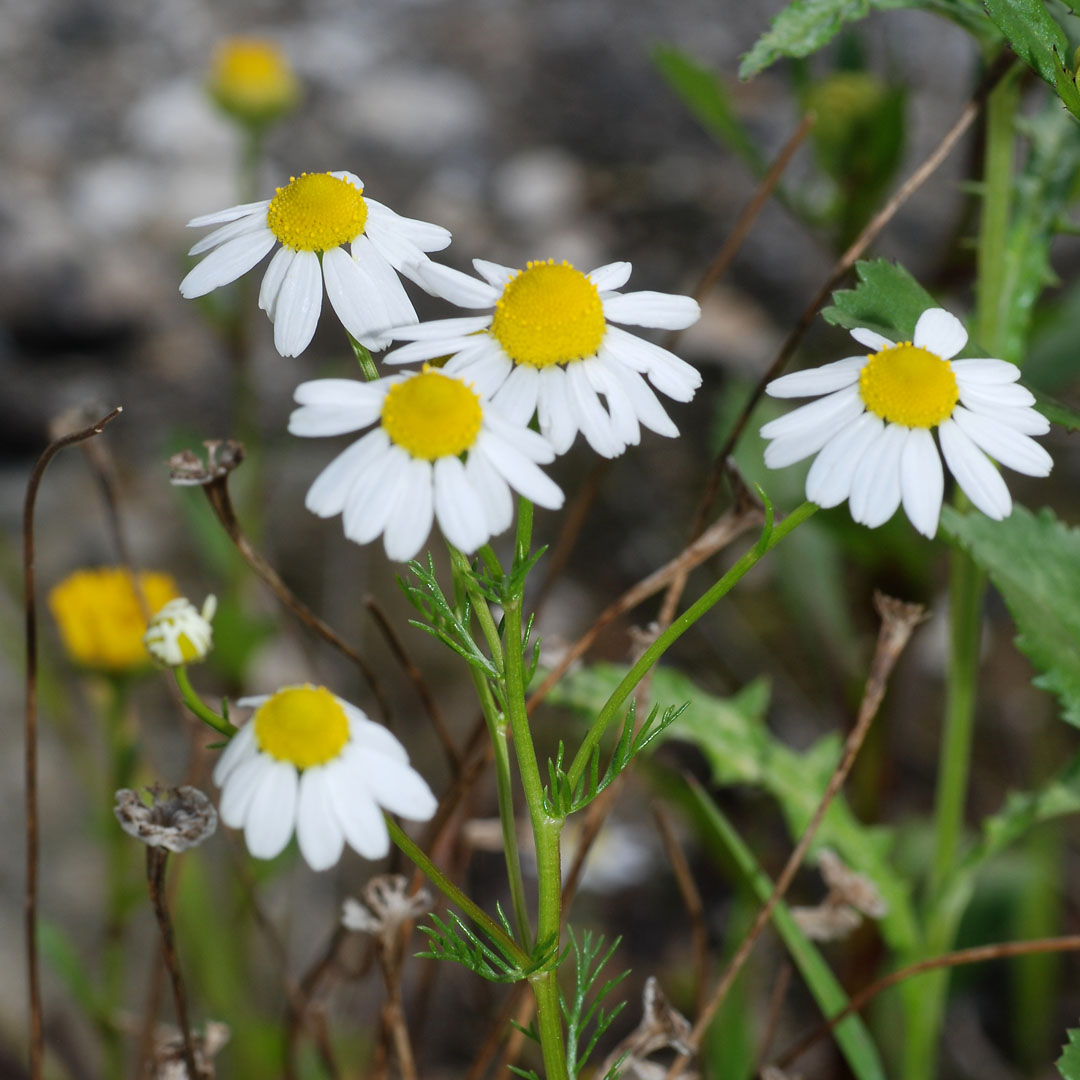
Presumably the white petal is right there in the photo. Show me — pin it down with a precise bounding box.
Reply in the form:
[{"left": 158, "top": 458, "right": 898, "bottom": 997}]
[
  {"left": 352, "top": 234, "right": 418, "bottom": 333},
  {"left": 950, "top": 358, "right": 1020, "bottom": 383},
  {"left": 483, "top": 408, "right": 556, "bottom": 463},
  {"left": 327, "top": 761, "right": 389, "bottom": 859},
  {"left": 598, "top": 353, "right": 678, "bottom": 438},
  {"left": 219, "top": 754, "right": 267, "bottom": 828},
  {"left": 966, "top": 404, "right": 1049, "bottom": 436},
  {"left": 274, "top": 250, "right": 323, "bottom": 357},
  {"left": 322, "top": 245, "right": 392, "bottom": 345},
  {"left": 213, "top": 722, "right": 257, "bottom": 788},
  {"left": 491, "top": 364, "right": 540, "bottom": 424},
  {"left": 766, "top": 356, "right": 866, "bottom": 399},
  {"left": 329, "top": 170, "right": 364, "bottom": 190},
  {"left": 344, "top": 706, "right": 409, "bottom": 763},
  {"left": 259, "top": 246, "right": 295, "bottom": 319},
  {"left": 235, "top": 695, "right": 271, "bottom": 709},
  {"left": 805, "top": 413, "right": 884, "bottom": 509},
  {"left": 189, "top": 214, "right": 269, "bottom": 256},
  {"left": 584, "top": 357, "right": 640, "bottom": 447},
  {"left": 760, "top": 385, "right": 863, "bottom": 441},
  {"left": 383, "top": 335, "right": 481, "bottom": 365},
  {"left": 364, "top": 198, "right": 452, "bottom": 253},
  {"left": 849, "top": 423, "right": 907, "bottom": 528},
  {"left": 602, "top": 291, "right": 700, "bottom": 330},
  {"left": 385, "top": 315, "right": 494, "bottom": 344},
  {"left": 603, "top": 326, "right": 701, "bottom": 402},
  {"left": 296, "top": 767, "right": 346, "bottom": 871},
  {"left": 588, "top": 262, "right": 633, "bottom": 291},
  {"left": 179, "top": 230, "right": 276, "bottom": 298},
  {"left": 850, "top": 327, "right": 894, "bottom": 352},
  {"left": 410, "top": 261, "right": 501, "bottom": 309},
  {"left": 951, "top": 406, "right": 1053, "bottom": 477},
  {"left": 293, "top": 378, "right": 384, "bottom": 409},
  {"left": 343, "top": 446, "right": 410, "bottom": 544},
  {"left": 465, "top": 445, "right": 514, "bottom": 535},
  {"left": 566, "top": 361, "right": 624, "bottom": 458},
  {"left": 476, "top": 434, "right": 564, "bottom": 510},
  {"left": 433, "top": 456, "right": 489, "bottom": 553},
  {"left": 289, "top": 381, "right": 388, "bottom": 434},
  {"left": 443, "top": 338, "right": 514, "bottom": 397},
  {"left": 958, "top": 381, "right": 1036, "bottom": 411},
  {"left": 244, "top": 761, "right": 298, "bottom": 859},
  {"left": 304, "top": 429, "right": 392, "bottom": 517},
  {"left": 472, "top": 258, "right": 517, "bottom": 287},
  {"left": 914, "top": 308, "right": 967, "bottom": 360},
  {"left": 939, "top": 419, "right": 1012, "bottom": 520},
  {"left": 383, "top": 458, "right": 434, "bottom": 561},
  {"left": 361, "top": 752, "right": 438, "bottom": 820},
  {"left": 900, "top": 427, "right": 944, "bottom": 538},
  {"left": 536, "top": 365, "right": 578, "bottom": 454},
  {"left": 187, "top": 200, "right": 269, "bottom": 228}
]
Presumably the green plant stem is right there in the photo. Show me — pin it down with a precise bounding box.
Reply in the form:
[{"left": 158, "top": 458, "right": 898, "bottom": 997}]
[
  {"left": 515, "top": 496, "right": 534, "bottom": 568},
  {"left": 386, "top": 817, "right": 527, "bottom": 965},
  {"left": 349, "top": 335, "right": 381, "bottom": 381},
  {"left": 566, "top": 500, "right": 817, "bottom": 790},
  {"left": 449, "top": 547, "right": 505, "bottom": 672},
  {"left": 470, "top": 664, "right": 533, "bottom": 950},
  {"left": 173, "top": 667, "right": 236, "bottom": 737}
]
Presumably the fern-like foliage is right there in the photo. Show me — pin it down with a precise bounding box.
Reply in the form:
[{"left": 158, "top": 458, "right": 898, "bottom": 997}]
[
  {"left": 560, "top": 930, "right": 629, "bottom": 1078},
  {"left": 545, "top": 700, "right": 687, "bottom": 818}
]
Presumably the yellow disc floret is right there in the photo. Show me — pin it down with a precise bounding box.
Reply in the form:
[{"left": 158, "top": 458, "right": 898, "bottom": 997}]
[
  {"left": 49, "top": 568, "right": 180, "bottom": 673},
  {"left": 858, "top": 342, "right": 959, "bottom": 429},
  {"left": 208, "top": 38, "right": 299, "bottom": 124},
  {"left": 490, "top": 260, "right": 606, "bottom": 369},
  {"left": 381, "top": 368, "right": 483, "bottom": 460},
  {"left": 254, "top": 685, "right": 350, "bottom": 769},
  {"left": 266, "top": 173, "right": 368, "bottom": 253}
]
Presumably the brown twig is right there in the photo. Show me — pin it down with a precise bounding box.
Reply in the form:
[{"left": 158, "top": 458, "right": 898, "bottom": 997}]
[
  {"left": 653, "top": 803, "right": 710, "bottom": 1016},
  {"left": 23, "top": 404, "right": 122, "bottom": 1080},
  {"left": 755, "top": 962, "right": 793, "bottom": 1073},
  {"left": 772, "top": 935, "right": 1080, "bottom": 1072},
  {"left": 283, "top": 926, "right": 350, "bottom": 1080},
  {"left": 200, "top": 474, "right": 392, "bottom": 723},
  {"left": 663, "top": 115, "right": 815, "bottom": 355},
  {"left": 364, "top": 595, "right": 461, "bottom": 772},
  {"left": 667, "top": 593, "right": 927, "bottom": 1078},
  {"left": 145, "top": 848, "right": 200, "bottom": 1080},
  {"left": 374, "top": 932, "right": 418, "bottom": 1080}
]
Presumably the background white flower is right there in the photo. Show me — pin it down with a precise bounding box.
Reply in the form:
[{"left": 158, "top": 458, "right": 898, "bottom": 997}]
[
  {"left": 213, "top": 685, "right": 436, "bottom": 871},
  {"left": 289, "top": 366, "right": 564, "bottom": 559},
  {"left": 179, "top": 171, "right": 451, "bottom": 356},
  {"left": 761, "top": 307, "right": 1052, "bottom": 536},
  {"left": 382, "top": 258, "right": 701, "bottom": 458},
  {"left": 143, "top": 595, "right": 216, "bottom": 666}
]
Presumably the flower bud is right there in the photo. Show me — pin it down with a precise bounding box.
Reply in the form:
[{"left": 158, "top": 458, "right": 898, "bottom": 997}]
[
  {"left": 207, "top": 37, "right": 299, "bottom": 129},
  {"left": 144, "top": 596, "right": 217, "bottom": 667}
]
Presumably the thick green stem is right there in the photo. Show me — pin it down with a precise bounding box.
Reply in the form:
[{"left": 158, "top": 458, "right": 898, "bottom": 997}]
[
  {"left": 567, "top": 500, "right": 817, "bottom": 790},
  {"left": 173, "top": 667, "right": 236, "bottom": 737}
]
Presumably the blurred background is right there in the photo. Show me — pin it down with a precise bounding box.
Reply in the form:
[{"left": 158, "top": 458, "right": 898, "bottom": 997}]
[{"left": 2, "top": 0, "right": 1079, "bottom": 1077}]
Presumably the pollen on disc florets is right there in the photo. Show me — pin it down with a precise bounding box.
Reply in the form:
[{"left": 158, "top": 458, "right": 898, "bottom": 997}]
[
  {"left": 253, "top": 685, "right": 350, "bottom": 769},
  {"left": 490, "top": 259, "right": 606, "bottom": 369},
  {"left": 381, "top": 368, "right": 483, "bottom": 460},
  {"left": 266, "top": 172, "right": 368, "bottom": 253},
  {"left": 858, "top": 342, "right": 959, "bottom": 429}
]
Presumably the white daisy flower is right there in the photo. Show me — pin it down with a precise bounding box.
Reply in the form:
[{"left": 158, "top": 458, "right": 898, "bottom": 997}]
[
  {"left": 289, "top": 365, "right": 565, "bottom": 560},
  {"left": 179, "top": 171, "right": 451, "bottom": 357},
  {"left": 761, "top": 307, "right": 1053, "bottom": 536},
  {"left": 382, "top": 258, "right": 702, "bottom": 459},
  {"left": 143, "top": 594, "right": 217, "bottom": 667},
  {"left": 213, "top": 684, "right": 436, "bottom": 871}
]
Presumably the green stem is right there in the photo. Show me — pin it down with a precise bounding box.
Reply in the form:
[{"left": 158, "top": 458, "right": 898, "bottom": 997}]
[
  {"left": 173, "top": 667, "right": 236, "bottom": 737},
  {"left": 515, "top": 496, "right": 534, "bottom": 569},
  {"left": 349, "top": 335, "right": 381, "bottom": 382},
  {"left": 567, "top": 500, "right": 817, "bottom": 790},
  {"left": 386, "top": 817, "right": 527, "bottom": 965},
  {"left": 450, "top": 547, "right": 504, "bottom": 672}
]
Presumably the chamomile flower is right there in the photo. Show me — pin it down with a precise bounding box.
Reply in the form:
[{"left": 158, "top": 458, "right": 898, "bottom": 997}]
[
  {"left": 383, "top": 258, "right": 702, "bottom": 458},
  {"left": 289, "top": 365, "right": 564, "bottom": 559},
  {"left": 180, "top": 171, "right": 451, "bottom": 357},
  {"left": 761, "top": 307, "right": 1053, "bottom": 536},
  {"left": 143, "top": 595, "right": 217, "bottom": 667},
  {"left": 213, "top": 685, "right": 436, "bottom": 870}
]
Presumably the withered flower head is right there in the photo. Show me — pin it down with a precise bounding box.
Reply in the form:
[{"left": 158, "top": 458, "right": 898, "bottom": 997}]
[
  {"left": 342, "top": 874, "right": 432, "bottom": 940},
  {"left": 115, "top": 785, "right": 217, "bottom": 853},
  {"left": 149, "top": 1020, "right": 229, "bottom": 1079},
  {"left": 599, "top": 976, "right": 696, "bottom": 1080},
  {"left": 169, "top": 441, "right": 245, "bottom": 487}
]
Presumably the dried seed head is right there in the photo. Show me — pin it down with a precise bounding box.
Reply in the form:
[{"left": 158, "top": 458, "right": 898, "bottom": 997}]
[
  {"left": 115, "top": 785, "right": 218, "bottom": 853},
  {"left": 342, "top": 874, "right": 432, "bottom": 940},
  {"left": 599, "top": 976, "right": 696, "bottom": 1080},
  {"left": 790, "top": 901, "right": 863, "bottom": 942},
  {"left": 169, "top": 441, "right": 245, "bottom": 486},
  {"left": 817, "top": 849, "right": 888, "bottom": 919},
  {"left": 148, "top": 1020, "right": 229, "bottom": 1078}
]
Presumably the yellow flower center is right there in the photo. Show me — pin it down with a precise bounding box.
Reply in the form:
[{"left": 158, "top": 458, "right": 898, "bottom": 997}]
[
  {"left": 858, "top": 342, "right": 959, "bottom": 428},
  {"left": 254, "top": 686, "right": 350, "bottom": 769},
  {"left": 209, "top": 38, "right": 299, "bottom": 119},
  {"left": 266, "top": 173, "right": 368, "bottom": 253},
  {"left": 48, "top": 568, "right": 180, "bottom": 673},
  {"left": 381, "top": 369, "right": 483, "bottom": 460},
  {"left": 490, "top": 260, "right": 606, "bottom": 369}
]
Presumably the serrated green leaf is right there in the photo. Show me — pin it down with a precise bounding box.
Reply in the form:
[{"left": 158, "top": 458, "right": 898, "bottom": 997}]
[
  {"left": 1059, "top": 1027, "right": 1080, "bottom": 1079},
  {"left": 984, "top": 0, "right": 1072, "bottom": 95},
  {"left": 549, "top": 663, "right": 918, "bottom": 951},
  {"left": 653, "top": 45, "right": 765, "bottom": 171},
  {"left": 739, "top": 0, "right": 918, "bottom": 81},
  {"left": 941, "top": 504, "right": 1080, "bottom": 725}
]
